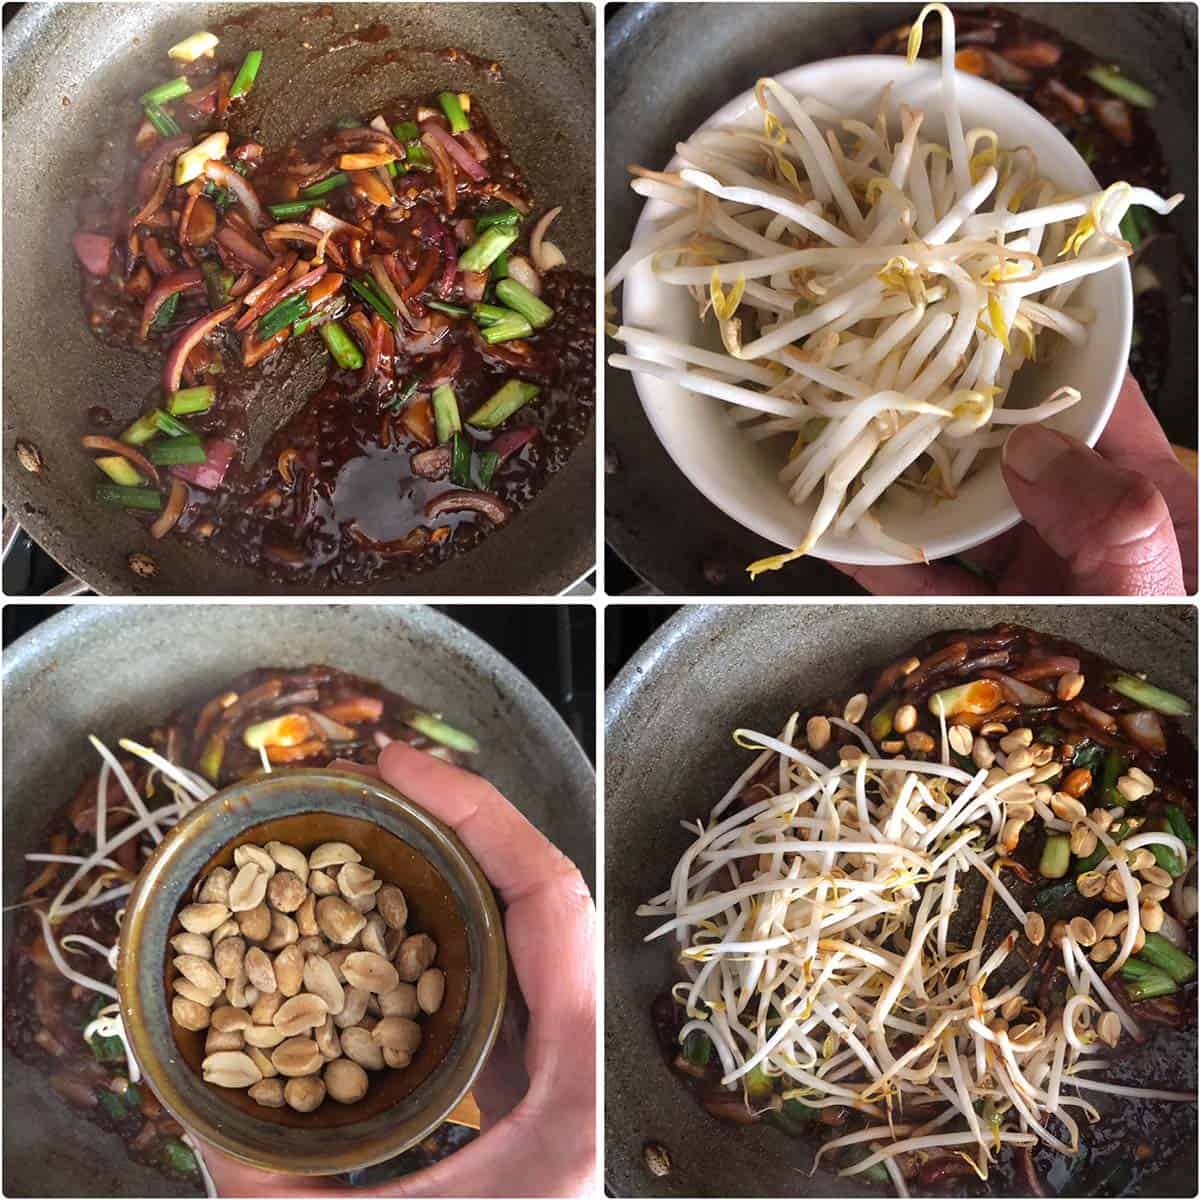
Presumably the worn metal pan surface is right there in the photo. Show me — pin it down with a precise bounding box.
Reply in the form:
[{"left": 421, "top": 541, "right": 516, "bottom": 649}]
[
  {"left": 605, "top": 603, "right": 1197, "bottom": 1196},
  {"left": 3, "top": 2, "right": 595, "bottom": 595},
  {"left": 3, "top": 603, "right": 595, "bottom": 1196},
  {"left": 605, "top": 2, "right": 1197, "bottom": 595}
]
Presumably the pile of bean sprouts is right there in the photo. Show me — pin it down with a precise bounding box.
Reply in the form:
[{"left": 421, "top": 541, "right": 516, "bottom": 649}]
[
  {"left": 638, "top": 706, "right": 1195, "bottom": 1194},
  {"left": 606, "top": 3, "right": 1183, "bottom": 576},
  {"left": 23, "top": 736, "right": 230, "bottom": 1199}
]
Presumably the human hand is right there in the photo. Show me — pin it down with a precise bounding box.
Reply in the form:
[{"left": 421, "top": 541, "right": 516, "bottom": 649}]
[
  {"left": 197, "top": 743, "right": 597, "bottom": 1198},
  {"left": 834, "top": 371, "right": 1197, "bottom": 596}
]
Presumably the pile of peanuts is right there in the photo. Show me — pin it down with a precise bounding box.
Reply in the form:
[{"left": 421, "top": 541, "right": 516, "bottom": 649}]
[{"left": 169, "top": 840, "right": 447, "bottom": 1113}]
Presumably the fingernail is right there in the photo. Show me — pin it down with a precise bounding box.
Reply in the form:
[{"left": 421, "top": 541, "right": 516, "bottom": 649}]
[{"left": 1002, "top": 424, "right": 1074, "bottom": 484}]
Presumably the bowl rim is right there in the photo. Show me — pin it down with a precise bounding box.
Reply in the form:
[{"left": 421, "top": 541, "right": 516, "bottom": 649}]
[
  {"left": 622, "top": 54, "right": 1132, "bottom": 566},
  {"left": 116, "top": 767, "right": 507, "bottom": 1175}
]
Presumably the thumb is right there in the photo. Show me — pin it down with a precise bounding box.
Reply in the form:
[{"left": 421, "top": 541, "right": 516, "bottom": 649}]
[{"left": 1002, "top": 424, "right": 1184, "bottom": 596}]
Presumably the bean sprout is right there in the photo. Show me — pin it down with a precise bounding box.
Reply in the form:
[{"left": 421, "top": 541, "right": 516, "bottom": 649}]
[{"left": 607, "top": 3, "right": 1183, "bottom": 576}]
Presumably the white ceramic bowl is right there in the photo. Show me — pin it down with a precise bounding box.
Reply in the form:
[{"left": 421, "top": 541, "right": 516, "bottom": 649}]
[{"left": 620, "top": 56, "right": 1132, "bottom": 566}]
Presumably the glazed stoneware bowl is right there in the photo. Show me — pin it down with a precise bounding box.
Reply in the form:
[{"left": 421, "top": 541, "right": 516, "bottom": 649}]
[
  {"left": 605, "top": 603, "right": 1197, "bottom": 1197},
  {"left": 116, "top": 769, "right": 505, "bottom": 1175}
]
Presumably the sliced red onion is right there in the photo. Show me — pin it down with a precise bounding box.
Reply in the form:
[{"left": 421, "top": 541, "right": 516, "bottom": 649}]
[
  {"left": 130, "top": 168, "right": 172, "bottom": 231},
  {"left": 424, "top": 489, "right": 511, "bottom": 524},
  {"left": 214, "top": 223, "right": 274, "bottom": 272},
  {"left": 369, "top": 255, "right": 406, "bottom": 316},
  {"left": 1117, "top": 709, "right": 1167, "bottom": 754},
  {"left": 419, "top": 132, "right": 459, "bottom": 214},
  {"left": 203, "top": 159, "right": 268, "bottom": 228},
  {"left": 438, "top": 228, "right": 458, "bottom": 298},
  {"left": 454, "top": 218, "right": 476, "bottom": 245},
  {"left": 163, "top": 302, "right": 240, "bottom": 394},
  {"left": 986, "top": 672, "right": 1052, "bottom": 708},
  {"left": 373, "top": 730, "right": 394, "bottom": 751},
  {"left": 333, "top": 125, "right": 407, "bottom": 161},
  {"left": 1012, "top": 656, "right": 1080, "bottom": 682},
  {"left": 369, "top": 114, "right": 391, "bottom": 135},
  {"left": 232, "top": 142, "right": 264, "bottom": 165},
  {"left": 411, "top": 446, "right": 451, "bottom": 480},
  {"left": 308, "top": 207, "right": 366, "bottom": 238},
  {"left": 72, "top": 233, "right": 114, "bottom": 277},
  {"left": 300, "top": 707, "right": 357, "bottom": 742},
  {"left": 505, "top": 254, "right": 542, "bottom": 297},
  {"left": 530, "top": 206, "right": 564, "bottom": 272},
  {"left": 235, "top": 263, "right": 327, "bottom": 332},
  {"left": 490, "top": 425, "right": 538, "bottom": 463},
  {"left": 143, "top": 236, "right": 176, "bottom": 278},
  {"left": 1068, "top": 697, "right": 1119, "bottom": 734},
  {"left": 459, "top": 129, "right": 490, "bottom": 162},
  {"left": 81, "top": 436, "right": 160, "bottom": 487},
  {"left": 171, "top": 437, "right": 236, "bottom": 490},
  {"left": 150, "top": 479, "right": 188, "bottom": 539},
  {"left": 420, "top": 123, "right": 487, "bottom": 182},
  {"left": 139, "top": 268, "right": 204, "bottom": 340},
  {"left": 241, "top": 256, "right": 297, "bottom": 308},
  {"left": 459, "top": 270, "right": 487, "bottom": 302},
  {"left": 135, "top": 133, "right": 191, "bottom": 200}
]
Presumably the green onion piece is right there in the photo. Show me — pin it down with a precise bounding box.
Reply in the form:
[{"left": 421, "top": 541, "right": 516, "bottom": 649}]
[
  {"left": 168, "top": 386, "right": 215, "bottom": 416},
  {"left": 301, "top": 172, "right": 351, "bottom": 199},
  {"left": 1086, "top": 65, "right": 1156, "bottom": 109},
  {"left": 432, "top": 384, "right": 462, "bottom": 444},
  {"left": 869, "top": 697, "right": 898, "bottom": 742},
  {"left": 1107, "top": 671, "right": 1191, "bottom": 715},
  {"left": 468, "top": 379, "right": 540, "bottom": 429},
  {"left": 474, "top": 206, "right": 522, "bottom": 232},
  {"left": 388, "top": 376, "right": 421, "bottom": 412},
  {"left": 155, "top": 410, "right": 192, "bottom": 437},
  {"left": 450, "top": 431, "right": 472, "bottom": 487},
  {"left": 140, "top": 77, "right": 192, "bottom": 107},
  {"left": 121, "top": 411, "right": 163, "bottom": 445},
  {"left": 472, "top": 302, "right": 511, "bottom": 327},
  {"left": 1166, "top": 804, "right": 1197, "bottom": 850},
  {"left": 1099, "top": 748, "right": 1128, "bottom": 806},
  {"left": 153, "top": 291, "right": 180, "bottom": 331},
  {"left": 459, "top": 225, "right": 519, "bottom": 273},
  {"left": 199, "top": 735, "right": 224, "bottom": 782},
  {"left": 1150, "top": 841, "right": 1185, "bottom": 878},
  {"left": 385, "top": 160, "right": 400, "bottom": 178},
  {"left": 1120, "top": 211, "right": 1142, "bottom": 250},
  {"left": 99, "top": 1091, "right": 128, "bottom": 1120},
  {"left": 480, "top": 312, "right": 533, "bottom": 344},
  {"left": 161, "top": 1138, "right": 200, "bottom": 1177},
  {"left": 147, "top": 438, "right": 206, "bottom": 467},
  {"left": 1038, "top": 834, "right": 1070, "bottom": 880},
  {"left": 406, "top": 711, "right": 480, "bottom": 754},
  {"left": 1139, "top": 932, "right": 1197, "bottom": 983},
  {"left": 1071, "top": 742, "right": 1105, "bottom": 773},
  {"left": 392, "top": 120, "right": 420, "bottom": 142},
  {"left": 229, "top": 50, "right": 263, "bottom": 100},
  {"left": 495, "top": 278, "right": 554, "bottom": 329},
  {"left": 1035, "top": 725, "right": 1064, "bottom": 745},
  {"left": 438, "top": 91, "right": 470, "bottom": 133},
  {"left": 320, "top": 320, "right": 364, "bottom": 370},
  {"left": 258, "top": 293, "right": 309, "bottom": 340},
  {"left": 404, "top": 142, "right": 433, "bottom": 171},
  {"left": 1035, "top": 878, "right": 1078, "bottom": 908},
  {"left": 125, "top": 1084, "right": 142, "bottom": 1108},
  {"left": 95, "top": 483, "right": 163, "bottom": 511},
  {"left": 268, "top": 200, "right": 314, "bottom": 220},
  {"left": 1127, "top": 970, "right": 1179, "bottom": 1002},
  {"left": 743, "top": 1064, "right": 772, "bottom": 1101},
  {"left": 492, "top": 250, "right": 509, "bottom": 279},
  {"left": 348, "top": 277, "right": 396, "bottom": 324},
  {"left": 143, "top": 101, "right": 181, "bottom": 138},
  {"left": 87, "top": 1032, "right": 125, "bottom": 1060},
  {"left": 1119, "top": 955, "right": 1160, "bottom": 982},
  {"left": 425, "top": 299, "right": 470, "bottom": 318},
  {"left": 476, "top": 448, "right": 500, "bottom": 490},
  {"left": 95, "top": 456, "right": 144, "bottom": 487},
  {"left": 855, "top": 1158, "right": 891, "bottom": 1187},
  {"left": 292, "top": 311, "right": 323, "bottom": 337},
  {"left": 201, "top": 260, "right": 231, "bottom": 308},
  {"left": 682, "top": 1029, "right": 712, "bottom": 1067}
]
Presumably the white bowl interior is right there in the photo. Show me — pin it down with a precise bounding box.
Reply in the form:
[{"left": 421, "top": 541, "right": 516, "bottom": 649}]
[{"left": 622, "top": 56, "right": 1132, "bottom": 566}]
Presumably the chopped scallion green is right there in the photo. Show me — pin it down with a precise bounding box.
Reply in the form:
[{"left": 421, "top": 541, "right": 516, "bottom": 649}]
[
  {"left": 268, "top": 200, "right": 315, "bottom": 220},
  {"left": 406, "top": 711, "right": 480, "bottom": 754},
  {"left": 467, "top": 379, "right": 540, "bottom": 429},
  {"left": 432, "top": 384, "right": 461, "bottom": 444},
  {"left": 140, "top": 77, "right": 192, "bottom": 107},
  {"left": 301, "top": 172, "right": 350, "bottom": 199},
  {"left": 458, "top": 225, "right": 519, "bottom": 273},
  {"left": 425, "top": 299, "right": 469, "bottom": 318},
  {"left": 479, "top": 312, "right": 533, "bottom": 344},
  {"left": 438, "top": 91, "right": 470, "bottom": 134},
  {"left": 258, "top": 293, "right": 309, "bottom": 340},
  {"left": 95, "top": 483, "right": 163, "bottom": 511},
  {"left": 168, "top": 386, "right": 215, "bottom": 417},
  {"left": 229, "top": 50, "right": 263, "bottom": 101},
  {"left": 319, "top": 320, "right": 365, "bottom": 370},
  {"left": 143, "top": 102, "right": 181, "bottom": 138},
  {"left": 450, "top": 431, "right": 472, "bottom": 487},
  {"left": 495, "top": 278, "right": 554, "bottom": 329},
  {"left": 1086, "top": 65, "right": 1156, "bottom": 109}
]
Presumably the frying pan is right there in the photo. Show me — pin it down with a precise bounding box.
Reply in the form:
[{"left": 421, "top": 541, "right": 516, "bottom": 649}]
[
  {"left": 2, "top": 603, "right": 595, "bottom": 1197},
  {"left": 605, "top": 603, "right": 1198, "bottom": 1197},
  {"left": 2, "top": 2, "right": 596, "bottom": 596},
  {"left": 604, "top": 2, "right": 1198, "bottom": 595}
]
